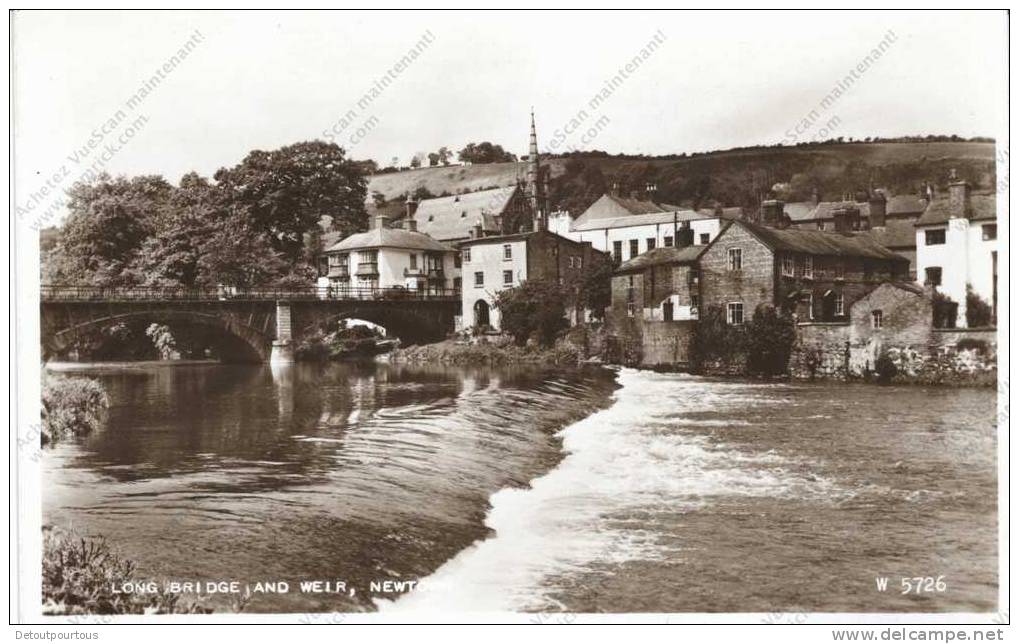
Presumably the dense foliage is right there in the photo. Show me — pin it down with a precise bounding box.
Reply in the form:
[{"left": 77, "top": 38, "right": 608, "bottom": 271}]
[
  {"left": 41, "top": 374, "right": 109, "bottom": 446},
  {"left": 458, "top": 141, "right": 517, "bottom": 164},
  {"left": 874, "top": 352, "right": 899, "bottom": 384},
  {"left": 494, "top": 279, "right": 569, "bottom": 347},
  {"left": 746, "top": 305, "right": 797, "bottom": 376},
  {"left": 44, "top": 141, "right": 369, "bottom": 290},
  {"left": 690, "top": 304, "right": 747, "bottom": 370},
  {"left": 43, "top": 527, "right": 211, "bottom": 615},
  {"left": 965, "top": 285, "right": 995, "bottom": 328}
]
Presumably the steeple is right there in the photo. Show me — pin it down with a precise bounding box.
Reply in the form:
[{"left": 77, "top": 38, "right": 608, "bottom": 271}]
[{"left": 527, "top": 109, "right": 546, "bottom": 231}]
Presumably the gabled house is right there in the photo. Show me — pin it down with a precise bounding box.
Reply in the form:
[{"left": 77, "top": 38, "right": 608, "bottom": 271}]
[
  {"left": 406, "top": 185, "right": 532, "bottom": 245},
  {"left": 320, "top": 215, "right": 458, "bottom": 294},
  {"left": 914, "top": 176, "right": 998, "bottom": 327},
  {"left": 698, "top": 219, "right": 910, "bottom": 325}
]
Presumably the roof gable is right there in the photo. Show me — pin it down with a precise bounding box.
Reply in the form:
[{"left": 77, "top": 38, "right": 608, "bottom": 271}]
[
  {"left": 723, "top": 220, "right": 906, "bottom": 261},
  {"left": 614, "top": 245, "right": 705, "bottom": 274},
  {"left": 412, "top": 186, "right": 520, "bottom": 241}
]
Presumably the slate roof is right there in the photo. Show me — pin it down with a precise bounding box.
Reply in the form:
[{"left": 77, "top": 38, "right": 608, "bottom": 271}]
[
  {"left": 614, "top": 245, "right": 705, "bottom": 274},
  {"left": 326, "top": 226, "right": 455, "bottom": 253},
  {"left": 861, "top": 219, "right": 918, "bottom": 249},
  {"left": 916, "top": 193, "right": 997, "bottom": 226},
  {"left": 571, "top": 209, "right": 706, "bottom": 232},
  {"left": 783, "top": 201, "right": 819, "bottom": 222},
  {"left": 411, "top": 186, "right": 519, "bottom": 241},
  {"left": 886, "top": 194, "right": 928, "bottom": 216},
  {"left": 738, "top": 220, "right": 906, "bottom": 261},
  {"left": 572, "top": 193, "right": 684, "bottom": 227}
]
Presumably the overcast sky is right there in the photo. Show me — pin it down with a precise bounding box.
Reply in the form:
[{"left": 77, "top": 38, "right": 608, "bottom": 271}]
[{"left": 12, "top": 10, "right": 1007, "bottom": 224}]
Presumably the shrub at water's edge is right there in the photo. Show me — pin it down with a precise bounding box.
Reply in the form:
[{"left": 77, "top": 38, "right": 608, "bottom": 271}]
[
  {"left": 42, "top": 527, "right": 212, "bottom": 615},
  {"left": 41, "top": 374, "right": 109, "bottom": 446}
]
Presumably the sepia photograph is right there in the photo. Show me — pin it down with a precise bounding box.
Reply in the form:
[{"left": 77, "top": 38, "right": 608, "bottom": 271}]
[{"left": 9, "top": 5, "right": 1010, "bottom": 637}]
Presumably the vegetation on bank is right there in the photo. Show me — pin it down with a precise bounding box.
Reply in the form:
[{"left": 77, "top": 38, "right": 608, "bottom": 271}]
[
  {"left": 43, "top": 527, "right": 211, "bottom": 615},
  {"left": 41, "top": 374, "right": 109, "bottom": 446},
  {"left": 391, "top": 338, "right": 584, "bottom": 367},
  {"left": 295, "top": 322, "right": 389, "bottom": 361},
  {"left": 691, "top": 304, "right": 797, "bottom": 377}
]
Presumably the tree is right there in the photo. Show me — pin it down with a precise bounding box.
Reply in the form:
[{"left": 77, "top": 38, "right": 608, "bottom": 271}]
[
  {"left": 437, "top": 146, "right": 452, "bottom": 166},
  {"left": 427, "top": 152, "right": 440, "bottom": 167},
  {"left": 457, "top": 141, "right": 517, "bottom": 164},
  {"left": 965, "top": 284, "right": 994, "bottom": 328},
  {"left": 409, "top": 154, "right": 423, "bottom": 169},
  {"left": 50, "top": 173, "right": 173, "bottom": 286},
  {"left": 494, "top": 279, "right": 569, "bottom": 346},
  {"left": 567, "top": 255, "right": 612, "bottom": 320},
  {"left": 691, "top": 304, "right": 747, "bottom": 370},
  {"left": 213, "top": 141, "right": 368, "bottom": 262},
  {"left": 746, "top": 304, "right": 796, "bottom": 376},
  {"left": 195, "top": 214, "right": 290, "bottom": 289}
]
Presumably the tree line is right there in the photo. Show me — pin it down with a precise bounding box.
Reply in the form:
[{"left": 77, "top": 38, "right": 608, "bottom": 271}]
[{"left": 44, "top": 141, "right": 369, "bottom": 289}]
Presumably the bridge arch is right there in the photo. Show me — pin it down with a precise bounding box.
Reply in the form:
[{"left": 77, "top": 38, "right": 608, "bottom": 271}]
[
  {"left": 292, "top": 304, "right": 453, "bottom": 347},
  {"left": 44, "top": 310, "right": 272, "bottom": 362}
]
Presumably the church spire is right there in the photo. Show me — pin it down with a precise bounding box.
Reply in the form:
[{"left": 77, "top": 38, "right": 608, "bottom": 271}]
[{"left": 527, "top": 109, "right": 546, "bottom": 231}]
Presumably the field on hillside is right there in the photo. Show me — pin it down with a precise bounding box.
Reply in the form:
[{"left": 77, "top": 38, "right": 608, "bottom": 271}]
[{"left": 367, "top": 141, "right": 997, "bottom": 215}]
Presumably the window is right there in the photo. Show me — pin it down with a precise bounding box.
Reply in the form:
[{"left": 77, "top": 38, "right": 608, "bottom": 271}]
[
  {"left": 612, "top": 241, "right": 623, "bottom": 263},
  {"left": 700, "top": 233, "right": 710, "bottom": 245},
  {"left": 807, "top": 293, "right": 814, "bottom": 320},
  {"left": 727, "top": 302, "right": 744, "bottom": 325},
  {"left": 454, "top": 252, "right": 462, "bottom": 268},
  {"left": 925, "top": 266, "right": 942, "bottom": 286},
  {"left": 872, "top": 310, "right": 883, "bottom": 329},
  {"left": 453, "top": 277, "right": 462, "bottom": 291},
  {"left": 817, "top": 222, "right": 826, "bottom": 231},
  {"left": 834, "top": 261, "right": 845, "bottom": 279},
  {"left": 474, "top": 271, "right": 484, "bottom": 287},
  {"left": 691, "top": 294, "right": 699, "bottom": 310},
  {"left": 663, "top": 235, "right": 674, "bottom": 248},
  {"left": 463, "top": 248, "right": 471, "bottom": 263},
  {"left": 782, "top": 256, "right": 795, "bottom": 277},
  {"left": 503, "top": 270, "right": 513, "bottom": 285},
  {"left": 803, "top": 256, "right": 813, "bottom": 279},
  {"left": 727, "top": 248, "right": 742, "bottom": 271},
  {"left": 646, "top": 238, "right": 656, "bottom": 251},
  {"left": 925, "top": 229, "right": 946, "bottom": 245},
  {"left": 834, "top": 292, "right": 845, "bottom": 316},
  {"left": 409, "top": 253, "right": 418, "bottom": 269},
  {"left": 663, "top": 300, "right": 674, "bottom": 322},
  {"left": 503, "top": 244, "right": 513, "bottom": 260},
  {"left": 629, "top": 239, "right": 639, "bottom": 258},
  {"left": 983, "top": 224, "right": 997, "bottom": 241}
]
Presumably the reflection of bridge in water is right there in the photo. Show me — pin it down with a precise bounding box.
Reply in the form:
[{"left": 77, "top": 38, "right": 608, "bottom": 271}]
[{"left": 41, "top": 285, "right": 462, "bottom": 363}]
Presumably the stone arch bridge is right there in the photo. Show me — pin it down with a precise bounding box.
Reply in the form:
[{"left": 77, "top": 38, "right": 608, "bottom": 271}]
[{"left": 41, "top": 285, "right": 461, "bottom": 363}]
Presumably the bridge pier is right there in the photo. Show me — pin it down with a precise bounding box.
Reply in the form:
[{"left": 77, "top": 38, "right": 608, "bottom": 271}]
[{"left": 270, "top": 301, "right": 295, "bottom": 365}]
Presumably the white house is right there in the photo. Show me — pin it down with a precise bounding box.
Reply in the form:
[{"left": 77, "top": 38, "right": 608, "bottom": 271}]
[
  {"left": 458, "top": 230, "right": 603, "bottom": 331},
  {"left": 320, "top": 215, "right": 459, "bottom": 294},
  {"left": 914, "top": 178, "right": 998, "bottom": 327},
  {"left": 548, "top": 193, "right": 740, "bottom": 264}
]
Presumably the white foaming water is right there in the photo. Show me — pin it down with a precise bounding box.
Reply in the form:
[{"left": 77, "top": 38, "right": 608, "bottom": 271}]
[{"left": 380, "top": 368, "right": 832, "bottom": 612}]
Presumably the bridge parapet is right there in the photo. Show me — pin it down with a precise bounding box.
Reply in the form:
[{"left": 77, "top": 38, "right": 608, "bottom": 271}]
[{"left": 41, "top": 285, "right": 461, "bottom": 303}]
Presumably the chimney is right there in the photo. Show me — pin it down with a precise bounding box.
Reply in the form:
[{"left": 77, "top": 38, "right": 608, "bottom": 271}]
[
  {"left": 405, "top": 218, "right": 418, "bottom": 232},
  {"left": 374, "top": 215, "right": 389, "bottom": 230},
  {"left": 472, "top": 222, "right": 483, "bottom": 239},
  {"left": 611, "top": 181, "right": 620, "bottom": 196},
  {"left": 405, "top": 195, "right": 418, "bottom": 219},
  {"left": 760, "top": 199, "right": 785, "bottom": 227},
  {"left": 947, "top": 170, "right": 971, "bottom": 219},
  {"left": 832, "top": 204, "right": 860, "bottom": 233},
  {"left": 868, "top": 190, "right": 887, "bottom": 228},
  {"left": 676, "top": 221, "right": 694, "bottom": 248},
  {"left": 811, "top": 188, "right": 821, "bottom": 206}
]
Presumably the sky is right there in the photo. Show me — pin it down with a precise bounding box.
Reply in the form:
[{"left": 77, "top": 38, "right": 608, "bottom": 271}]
[{"left": 12, "top": 10, "right": 1008, "bottom": 226}]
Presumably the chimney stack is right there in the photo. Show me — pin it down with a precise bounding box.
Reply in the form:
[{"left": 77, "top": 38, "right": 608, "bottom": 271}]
[
  {"left": 405, "top": 195, "right": 419, "bottom": 219},
  {"left": 760, "top": 199, "right": 785, "bottom": 228},
  {"left": 832, "top": 204, "right": 861, "bottom": 233},
  {"left": 374, "top": 215, "right": 389, "bottom": 230},
  {"left": 947, "top": 170, "right": 971, "bottom": 219},
  {"left": 676, "top": 221, "right": 694, "bottom": 248},
  {"left": 472, "top": 222, "right": 483, "bottom": 239},
  {"left": 868, "top": 190, "right": 887, "bottom": 228},
  {"left": 405, "top": 218, "right": 418, "bottom": 232}
]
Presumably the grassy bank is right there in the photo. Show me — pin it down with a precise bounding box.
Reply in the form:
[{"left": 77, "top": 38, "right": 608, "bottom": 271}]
[{"left": 390, "top": 338, "right": 585, "bottom": 367}]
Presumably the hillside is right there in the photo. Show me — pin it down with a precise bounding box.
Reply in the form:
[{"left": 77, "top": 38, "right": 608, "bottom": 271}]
[{"left": 368, "top": 141, "right": 998, "bottom": 216}]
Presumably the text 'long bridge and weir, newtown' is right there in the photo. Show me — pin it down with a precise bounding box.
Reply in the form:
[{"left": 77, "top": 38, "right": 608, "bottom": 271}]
[{"left": 42, "top": 112, "right": 999, "bottom": 379}]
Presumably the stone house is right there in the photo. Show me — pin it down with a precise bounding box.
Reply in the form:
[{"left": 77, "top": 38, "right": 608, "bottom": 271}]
[
  {"left": 698, "top": 219, "right": 911, "bottom": 326},
  {"left": 608, "top": 236, "right": 704, "bottom": 367},
  {"left": 458, "top": 229, "right": 608, "bottom": 331}
]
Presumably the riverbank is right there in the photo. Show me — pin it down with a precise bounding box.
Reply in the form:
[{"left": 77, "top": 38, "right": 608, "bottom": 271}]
[
  {"left": 389, "top": 338, "right": 588, "bottom": 367},
  {"left": 41, "top": 373, "right": 109, "bottom": 445}
]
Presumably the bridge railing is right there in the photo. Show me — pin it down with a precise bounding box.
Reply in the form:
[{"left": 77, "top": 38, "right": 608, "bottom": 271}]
[{"left": 40, "top": 285, "right": 463, "bottom": 303}]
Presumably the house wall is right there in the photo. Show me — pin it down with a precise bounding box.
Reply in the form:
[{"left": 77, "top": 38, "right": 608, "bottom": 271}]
[
  {"left": 608, "top": 263, "right": 698, "bottom": 367},
  {"left": 773, "top": 251, "right": 905, "bottom": 323},
  {"left": 699, "top": 222, "right": 775, "bottom": 321},
  {"left": 461, "top": 239, "right": 528, "bottom": 330},
  {"left": 557, "top": 218, "right": 722, "bottom": 262},
  {"left": 915, "top": 219, "right": 997, "bottom": 327}
]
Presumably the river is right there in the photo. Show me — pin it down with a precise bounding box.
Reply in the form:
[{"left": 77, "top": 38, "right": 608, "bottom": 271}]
[{"left": 43, "top": 362, "right": 998, "bottom": 614}]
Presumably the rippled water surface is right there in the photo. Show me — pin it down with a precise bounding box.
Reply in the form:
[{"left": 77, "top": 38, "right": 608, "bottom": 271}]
[{"left": 44, "top": 364, "right": 997, "bottom": 614}]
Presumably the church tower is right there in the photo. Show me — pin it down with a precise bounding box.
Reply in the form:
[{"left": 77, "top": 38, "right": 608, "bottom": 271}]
[{"left": 527, "top": 110, "right": 548, "bottom": 231}]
